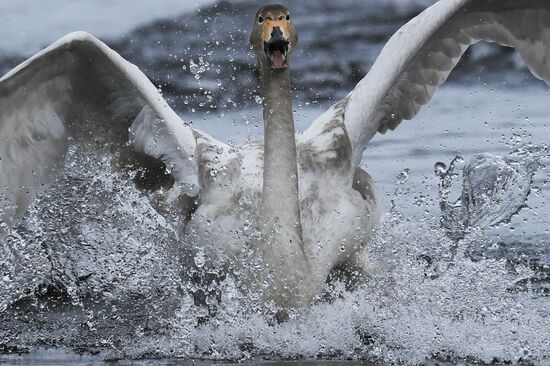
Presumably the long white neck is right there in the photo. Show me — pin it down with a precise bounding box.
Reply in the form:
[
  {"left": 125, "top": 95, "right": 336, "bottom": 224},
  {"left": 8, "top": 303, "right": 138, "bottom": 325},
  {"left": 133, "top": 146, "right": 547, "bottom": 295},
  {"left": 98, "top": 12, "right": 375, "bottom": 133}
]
[{"left": 259, "top": 64, "right": 311, "bottom": 308}]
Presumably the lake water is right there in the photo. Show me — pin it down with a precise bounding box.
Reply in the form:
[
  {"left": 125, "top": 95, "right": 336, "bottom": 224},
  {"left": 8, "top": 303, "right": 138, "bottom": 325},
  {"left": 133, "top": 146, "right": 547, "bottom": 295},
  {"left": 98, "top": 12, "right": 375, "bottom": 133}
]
[{"left": 1, "top": 0, "right": 549, "bottom": 365}]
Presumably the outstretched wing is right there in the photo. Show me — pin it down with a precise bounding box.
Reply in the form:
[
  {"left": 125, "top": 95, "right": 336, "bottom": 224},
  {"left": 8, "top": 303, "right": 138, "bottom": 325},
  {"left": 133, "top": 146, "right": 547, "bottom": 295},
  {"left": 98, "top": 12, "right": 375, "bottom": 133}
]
[
  {"left": 300, "top": 0, "right": 550, "bottom": 171},
  {"left": 0, "top": 31, "right": 226, "bottom": 234}
]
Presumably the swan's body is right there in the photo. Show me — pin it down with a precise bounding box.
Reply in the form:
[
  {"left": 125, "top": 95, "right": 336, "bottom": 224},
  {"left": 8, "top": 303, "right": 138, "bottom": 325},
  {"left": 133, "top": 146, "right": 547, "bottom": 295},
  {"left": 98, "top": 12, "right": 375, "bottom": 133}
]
[{"left": 1, "top": 0, "right": 550, "bottom": 310}]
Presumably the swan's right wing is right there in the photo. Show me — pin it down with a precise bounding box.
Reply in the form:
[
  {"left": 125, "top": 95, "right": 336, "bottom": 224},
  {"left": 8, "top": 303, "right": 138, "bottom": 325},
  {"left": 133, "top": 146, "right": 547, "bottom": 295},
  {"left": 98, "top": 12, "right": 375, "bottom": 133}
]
[
  {"left": 0, "top": 32, "right": 226, "bottom": 234},
  {"left": 300, "top": 0, "right": 550, "bottom": 170}
]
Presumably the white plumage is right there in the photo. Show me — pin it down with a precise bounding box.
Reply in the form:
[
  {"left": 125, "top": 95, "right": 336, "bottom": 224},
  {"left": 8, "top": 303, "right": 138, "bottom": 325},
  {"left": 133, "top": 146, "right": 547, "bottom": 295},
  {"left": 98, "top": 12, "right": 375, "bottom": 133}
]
[{"left": 1, "top": 0, "right": 550, "bottom": 308}]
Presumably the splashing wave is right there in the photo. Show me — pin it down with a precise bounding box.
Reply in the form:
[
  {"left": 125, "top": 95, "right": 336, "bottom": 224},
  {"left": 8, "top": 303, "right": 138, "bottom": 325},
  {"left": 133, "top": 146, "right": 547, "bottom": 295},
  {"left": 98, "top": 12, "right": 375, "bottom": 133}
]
[{"left": 1, "top": 140, "right": 549, "bottom": 364}]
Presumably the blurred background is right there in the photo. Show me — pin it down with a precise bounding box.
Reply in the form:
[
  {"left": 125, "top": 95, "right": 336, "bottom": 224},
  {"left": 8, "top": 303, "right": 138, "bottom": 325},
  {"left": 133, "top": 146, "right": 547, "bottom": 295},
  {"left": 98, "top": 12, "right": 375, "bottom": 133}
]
[{"left": 0, "top": 0, "right": 539, "bottom": 114}]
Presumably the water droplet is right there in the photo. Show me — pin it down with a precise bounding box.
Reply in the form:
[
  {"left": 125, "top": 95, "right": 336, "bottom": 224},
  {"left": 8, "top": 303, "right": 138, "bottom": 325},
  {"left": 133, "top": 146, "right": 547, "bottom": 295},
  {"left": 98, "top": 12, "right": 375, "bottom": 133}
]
[
  {"left": 193, "top": 249, "right": 206, "bottom": 268},
  {"left": 396, "top": 169, "right": 410, "bottom": 184}
]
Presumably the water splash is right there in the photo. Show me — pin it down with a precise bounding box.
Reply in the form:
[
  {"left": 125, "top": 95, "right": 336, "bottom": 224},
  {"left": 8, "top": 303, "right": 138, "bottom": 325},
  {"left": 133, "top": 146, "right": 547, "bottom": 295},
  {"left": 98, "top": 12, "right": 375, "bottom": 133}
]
[
  {"left": 1, "top": 142, "right": 549, "bottom": 364},
  {"left": 114, "top": 209, "right": 550, "bottom": 364},
  {"left": 436, "top": 146, "right": 546, "bottom": 239}
]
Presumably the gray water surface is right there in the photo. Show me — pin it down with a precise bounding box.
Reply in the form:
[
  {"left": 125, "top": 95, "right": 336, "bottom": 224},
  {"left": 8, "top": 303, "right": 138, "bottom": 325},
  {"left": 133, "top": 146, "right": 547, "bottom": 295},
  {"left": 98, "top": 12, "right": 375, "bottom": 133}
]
[{"left": 0, "top": 348, "right": 374, "bottom": 366}]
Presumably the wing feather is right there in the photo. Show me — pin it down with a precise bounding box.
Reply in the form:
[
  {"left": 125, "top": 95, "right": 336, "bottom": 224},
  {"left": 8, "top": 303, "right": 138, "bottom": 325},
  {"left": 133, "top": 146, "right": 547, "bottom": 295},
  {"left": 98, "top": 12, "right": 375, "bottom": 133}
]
[
  {"left": 300, "top": 0, "right": 550, "bottom": 170},
  {"left": 0, "top": 32, "right": 225, "bottom": 234}
]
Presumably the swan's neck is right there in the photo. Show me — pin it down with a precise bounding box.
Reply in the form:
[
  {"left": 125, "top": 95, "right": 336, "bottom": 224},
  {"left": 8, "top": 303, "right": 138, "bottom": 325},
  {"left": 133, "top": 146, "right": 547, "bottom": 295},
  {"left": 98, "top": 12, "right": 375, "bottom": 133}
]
[{"left": 260, "top": 65, "right": 307, "bottom": 272}]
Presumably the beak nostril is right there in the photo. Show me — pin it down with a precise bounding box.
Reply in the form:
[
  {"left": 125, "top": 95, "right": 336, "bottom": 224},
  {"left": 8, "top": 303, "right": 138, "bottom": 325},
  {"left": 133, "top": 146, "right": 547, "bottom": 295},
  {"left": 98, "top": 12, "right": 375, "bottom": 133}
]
[{"left": 271, "top": 26, "right": 283, "bottom": 39}]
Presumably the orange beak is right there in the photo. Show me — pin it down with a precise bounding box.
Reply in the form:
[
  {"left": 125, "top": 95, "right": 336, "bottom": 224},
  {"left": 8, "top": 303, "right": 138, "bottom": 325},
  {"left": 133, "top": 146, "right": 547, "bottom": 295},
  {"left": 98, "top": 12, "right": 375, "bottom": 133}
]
[{"left": 262, "top": 20, "right": 289, "bottom": 43}]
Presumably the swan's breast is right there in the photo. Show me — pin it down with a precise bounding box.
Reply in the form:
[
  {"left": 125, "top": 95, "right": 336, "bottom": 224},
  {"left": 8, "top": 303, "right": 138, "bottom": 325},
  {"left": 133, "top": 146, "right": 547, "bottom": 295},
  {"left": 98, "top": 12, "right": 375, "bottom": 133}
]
[
  {"left": 298, "top": 167, "right": 380, "bottom": 274},
  {"left": 185, "top": 141, "right": 379, "bottom": 282}
]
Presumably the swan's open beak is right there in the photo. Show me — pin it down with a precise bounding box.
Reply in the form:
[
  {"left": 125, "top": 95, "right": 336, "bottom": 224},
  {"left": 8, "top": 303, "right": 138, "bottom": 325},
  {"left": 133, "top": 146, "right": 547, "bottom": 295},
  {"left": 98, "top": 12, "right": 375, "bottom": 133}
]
[{"left": 263, "top": 24, "right": 290, "bottom": 72}]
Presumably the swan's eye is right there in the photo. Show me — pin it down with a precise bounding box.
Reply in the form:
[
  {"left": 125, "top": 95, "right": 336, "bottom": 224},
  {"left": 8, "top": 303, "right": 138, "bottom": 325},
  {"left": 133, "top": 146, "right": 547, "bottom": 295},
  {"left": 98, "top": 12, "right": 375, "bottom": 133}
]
[
  {"left": 286, "top": 14, "right": 290, "bottom": 21},
  {"left": 258, "top": 16, "right": 264, "bottom": 24}
]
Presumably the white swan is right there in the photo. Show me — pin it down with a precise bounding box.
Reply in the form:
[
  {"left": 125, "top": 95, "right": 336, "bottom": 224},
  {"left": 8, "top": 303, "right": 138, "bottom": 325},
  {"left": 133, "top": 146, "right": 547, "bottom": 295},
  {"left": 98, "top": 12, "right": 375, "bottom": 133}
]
[{"left": 1, "top": 0, "right": 550, "bottom": 312}]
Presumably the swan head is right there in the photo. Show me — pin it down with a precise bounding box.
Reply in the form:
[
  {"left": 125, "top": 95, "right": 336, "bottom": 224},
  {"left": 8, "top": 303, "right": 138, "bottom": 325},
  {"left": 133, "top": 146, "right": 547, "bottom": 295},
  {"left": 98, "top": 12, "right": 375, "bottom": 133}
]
[{"left": 250, "top": 5, "right": 297, "bottom": 72}]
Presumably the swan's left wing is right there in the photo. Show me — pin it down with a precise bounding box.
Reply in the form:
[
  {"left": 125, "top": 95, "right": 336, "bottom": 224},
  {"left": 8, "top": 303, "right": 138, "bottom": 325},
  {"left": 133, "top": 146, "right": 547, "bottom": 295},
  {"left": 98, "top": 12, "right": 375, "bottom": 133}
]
[{"left": 300, "top": 0, "right": 550, "bottom": 170}]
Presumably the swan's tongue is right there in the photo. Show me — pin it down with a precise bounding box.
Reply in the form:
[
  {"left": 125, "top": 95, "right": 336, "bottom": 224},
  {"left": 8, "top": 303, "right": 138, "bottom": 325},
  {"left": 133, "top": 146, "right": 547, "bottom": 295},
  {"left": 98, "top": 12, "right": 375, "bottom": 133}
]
[{"left": 271, "top": 51, "right": 285, "bottom": 69}]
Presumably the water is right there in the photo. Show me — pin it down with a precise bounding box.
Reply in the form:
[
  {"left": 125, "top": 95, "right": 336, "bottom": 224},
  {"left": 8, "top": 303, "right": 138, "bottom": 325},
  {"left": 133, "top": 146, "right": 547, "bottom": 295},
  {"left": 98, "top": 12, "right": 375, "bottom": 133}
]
[
  {"left": 0, "top": 349, "right": 368, "bottom": 366},
  {"left": 437, "top": 148, "right": 544, "bottom": 239},
  {"left": 0, "top": 0, "right": 535, "bottom": 109},
  {"left": 1, "top": 86, "right": 548, "bottom": 365},
  {"left": 1, "top": 0, "right": 550, "bottom": 364},
  {"left": 0, "top": 0, "right": 217, "bottom": 55}
]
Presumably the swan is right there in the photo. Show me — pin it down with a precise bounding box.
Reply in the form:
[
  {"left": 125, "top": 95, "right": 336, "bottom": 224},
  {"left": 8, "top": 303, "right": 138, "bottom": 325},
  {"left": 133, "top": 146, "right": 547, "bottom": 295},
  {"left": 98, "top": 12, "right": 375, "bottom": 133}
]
[{"left": 1, "top": 0, "right": 550, "bottom": 312}]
